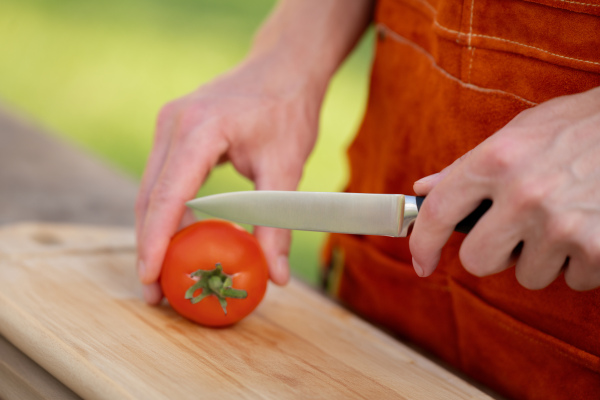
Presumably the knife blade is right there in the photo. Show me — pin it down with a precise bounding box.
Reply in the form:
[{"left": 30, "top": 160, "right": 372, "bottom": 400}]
[{"left": 186, "top": 191, "right": 491, "bottom": 237}]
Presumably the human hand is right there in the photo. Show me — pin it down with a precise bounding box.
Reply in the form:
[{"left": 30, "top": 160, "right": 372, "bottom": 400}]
[
  {"left": 410, "top": 86, "right": 600, "bottom": 290},
  {"left": 135, "top": 55, "right": 325, "bottom": 304}
]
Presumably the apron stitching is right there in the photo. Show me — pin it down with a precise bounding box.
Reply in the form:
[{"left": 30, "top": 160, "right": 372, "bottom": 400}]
[
  {"left": 554, "top": 0, "right": 600, "bottom": 7},
  {"left": 496, "top": 320, "right": 600, "bottom": 372},
  {"left": 433, "top": 21, "right": 600, "bottom": 66},
  {"left": 466, "top": 0, "right": 476, "bottom": 83},
  {"left": 401, "top": 0, "right": 600, "bottom": 66},
  {"left": 468, "top": 0, "right": 475, "bottom": 48},
  {"left": 378, "top": 24, "right": 539, "bottom": 106},
  {"left": 467, "top": 47, "right": 476, "bottom": 83},
  {"left": 472, "top": 32, "right": 600, "bottom": 66},
  {"left": 409, "top": 0, "right": 600, "bottom": 16}
]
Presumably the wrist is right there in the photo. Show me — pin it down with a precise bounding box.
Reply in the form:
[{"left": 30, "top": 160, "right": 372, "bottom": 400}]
[
  {"left": 240, "top": 45, "right": 330, "bottom": 102},
  {"left": 244, "top": 0, "right": 374, "bottom": 99}
]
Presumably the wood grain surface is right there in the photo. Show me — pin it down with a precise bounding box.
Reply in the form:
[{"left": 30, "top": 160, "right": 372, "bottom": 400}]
[
  {"left": 0, "top": 334, "right": 82, "bottom": 400},
  {"left": 0, "top": 223, "right": 492, "bottom": 399}
]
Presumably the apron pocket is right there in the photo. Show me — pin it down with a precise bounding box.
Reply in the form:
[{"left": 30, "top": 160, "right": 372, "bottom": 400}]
[
  {"left": 326, "top": 233, "right": 460, "bottom": 365},
  {"left": 520, "top": 0, "right": 600, "bottom": 17},
  {"left": 451, "top": 279, "right": 600, "bottom": 400},
  {"left": 465, "top": 0, "right": 600, "bottom": 103},
  {"left": 469, "top": 0, "right": 600, "bottom": 73}
]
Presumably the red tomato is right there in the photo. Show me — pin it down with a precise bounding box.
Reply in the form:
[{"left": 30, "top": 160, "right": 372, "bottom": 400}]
[{"left": 160, "top": 219, "right": 269, "bottom": 327}]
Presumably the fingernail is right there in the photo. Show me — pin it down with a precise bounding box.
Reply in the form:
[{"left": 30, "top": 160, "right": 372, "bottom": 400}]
[
  {"left": 137, "top": 259, "right": 146, "bottom": 281},
  {"left": 412, "top": 257, "right": 424, "bottom": 277},
  {"left": 414, "top": 173, "right": 439, "bottom": 185}
]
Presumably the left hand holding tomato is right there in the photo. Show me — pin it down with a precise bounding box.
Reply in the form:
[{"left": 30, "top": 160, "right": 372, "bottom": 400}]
[
  {"left": 410, "top": 86, "right": 600, "bottom": 290},
  {"left": 160, "top": 220, "right": 269, "bottom": 326}
]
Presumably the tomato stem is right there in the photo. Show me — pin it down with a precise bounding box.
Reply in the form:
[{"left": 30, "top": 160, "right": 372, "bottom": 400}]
[{"left": 184, "top": 263, "right": 247, "bottom": 315}]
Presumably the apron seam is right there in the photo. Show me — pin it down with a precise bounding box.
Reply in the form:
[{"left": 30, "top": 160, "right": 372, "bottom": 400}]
[
  {"left": 435, "top": 22, "right": 600, "bottom": 67},
  {"left": 377, "top": 24, "right": 539, "bottom": 106}
]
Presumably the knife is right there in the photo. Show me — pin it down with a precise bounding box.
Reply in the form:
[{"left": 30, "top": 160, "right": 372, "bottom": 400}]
[{"left": 186, "top": 191, "right": 491, "bottom": 237}]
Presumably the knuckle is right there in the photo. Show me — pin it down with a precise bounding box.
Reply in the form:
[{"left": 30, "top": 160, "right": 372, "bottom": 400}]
[
  {"left": 175, "top": 103, "right": 214, "bottom": 136},
  {"left": 477, "top": 137, "right": 518, "bottom": 175},
  {"left": 511, "top": 179, "right": 551, "bottom": 213},
  {"left": 156, "top": 102, "right": 177, "bottom": 128},
  {"left": 420, "top": 195, "right": 445, "bottom": 225},
  {"left": 177, "top": 104, "right": 226, "bottom": 142},
  {"left": 544, "top": 214, "right": 579, "bottom": 244},
  {"left": 177, "top": 108, "right": 201, "bottom": 136}
]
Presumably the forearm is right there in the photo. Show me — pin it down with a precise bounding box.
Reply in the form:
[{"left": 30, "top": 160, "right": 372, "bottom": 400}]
[{"left": 246, "top": 0, "right": 375, "bottom": 91}]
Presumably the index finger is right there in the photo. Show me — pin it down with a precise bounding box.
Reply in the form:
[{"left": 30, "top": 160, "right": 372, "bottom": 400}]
[
  {"left": 409, "top": 163, "right": 490, "bottom": 277},
  {"left": 135, "top": 103, "right": 179, "bottom": 239},
  {"left": 137, "top": 133, "right": 228, "bottom": 288}
]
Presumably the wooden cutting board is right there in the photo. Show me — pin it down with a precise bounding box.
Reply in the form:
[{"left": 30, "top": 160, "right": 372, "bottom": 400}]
[{"left": 0, "top": 223, "right": 492, "bottom": 399}]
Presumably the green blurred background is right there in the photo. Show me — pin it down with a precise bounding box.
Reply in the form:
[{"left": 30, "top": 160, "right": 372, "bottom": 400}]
[{"left": 0, "top": 0, "right": 374, "bottom": 284}]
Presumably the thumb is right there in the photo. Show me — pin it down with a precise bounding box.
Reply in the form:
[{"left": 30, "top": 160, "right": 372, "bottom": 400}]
[
  {"left": 253, "top": 168, "right": 302, "bottom": 286},
  {"left": 413, "top": 150, "right": 473, "bottom": 196}
]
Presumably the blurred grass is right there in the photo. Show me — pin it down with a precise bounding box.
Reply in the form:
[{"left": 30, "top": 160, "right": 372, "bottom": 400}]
[{"left": 0, "top": 0, "right": 374, "bottom": 284}]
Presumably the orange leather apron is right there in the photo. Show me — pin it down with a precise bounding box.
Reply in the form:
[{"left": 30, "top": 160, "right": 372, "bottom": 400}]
[{"left": 323, "top": 0, "right": 600, "bottom": 398}]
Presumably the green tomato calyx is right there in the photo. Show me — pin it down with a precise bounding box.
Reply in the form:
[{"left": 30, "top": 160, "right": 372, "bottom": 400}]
[{"left": 185, "top": 263, "right": 247, "bottom": 315}]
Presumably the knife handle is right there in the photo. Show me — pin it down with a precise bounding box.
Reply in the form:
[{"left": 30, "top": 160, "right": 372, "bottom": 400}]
[{"left": 415, "top": 197, "right": 492, "bottom": 234}]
